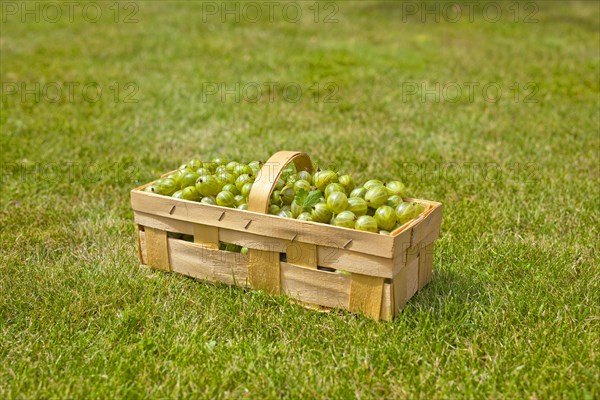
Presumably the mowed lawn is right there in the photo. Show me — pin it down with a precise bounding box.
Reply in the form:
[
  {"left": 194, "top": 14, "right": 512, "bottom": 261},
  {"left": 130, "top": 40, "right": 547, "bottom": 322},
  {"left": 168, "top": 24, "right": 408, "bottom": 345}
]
[{"left": 1, "top": 1, "right": 599, "bottom": 398}]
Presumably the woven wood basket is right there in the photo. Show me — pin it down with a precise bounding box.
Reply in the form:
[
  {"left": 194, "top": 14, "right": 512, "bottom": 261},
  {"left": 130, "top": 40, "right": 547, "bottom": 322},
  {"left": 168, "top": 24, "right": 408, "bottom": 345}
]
[{"left": 131, "top": 151, "right": 442, "bottom": 320}]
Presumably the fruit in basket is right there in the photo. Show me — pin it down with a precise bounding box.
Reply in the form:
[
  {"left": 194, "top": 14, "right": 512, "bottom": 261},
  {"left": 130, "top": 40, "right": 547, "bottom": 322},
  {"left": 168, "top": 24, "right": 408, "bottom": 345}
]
[
  {"left": 355, "top": 215, "right": 378, "bottom": 232},
  {"left": 283, "top": 164, "right": 296, "bottom": 176},
  {"left": 374, "top": 205, "right": 396, "bottom": 230},
  {"left": 338, "top": 174, "right": 355, "bottom": 192},
  {"left": 187, "top": 159, "right": 203, "bottom": 170},
  {"left": 406, "top": 202, "right": 426, "bottom": 223},
  {"left": 386, "top": 180, "right": 406, "bottom": 196},
  {"left": 235, "top": 174, "right": 254, "bottom": 190},
  {"left": 144, "top": 185, "right": 158, "bottom": 193},
  {"left": 278, "top": 209, "right": 293, "bottom": 218},
  {"left": 325, "top": 183, "right": 345, "bottom": 198},
  {"left": 313, "top": 169, "right": 338, "bottom": 191},
  {"left": 181, "top": 186, "right": 201, "bottom": 201},
  {"left": 280, "top": 186, "right": 295, "bottom": 205},
  {"left": 234, "top": 164, "right": 253, "bottom": 176},
  {"left": 290, "top": 199, "right": 303, "bottom": 218},
  {"left": 333, "top": 211, "right": 357, "bottom": 229},
  {"left": 327, "top": 191, "right": 348, "bottom": 214},
  {"left": 349, "top": 187, "right": 367, "bottom": 198},
  {"left": 202, "top": 161, "right": 218, "bottom": 173},
  {"left": 286, "top": 174, "right": 298, "bottom": 185},
  {"left": 293, "top": 179, "right": 311, "bottom": 193},
  {"left": 195, "top": 167, "right": 211, "bottom": 177},
  {"left": 166, "top": 171, "right": 184, "bottom": 187},
  {"left": 234, "top": 194, "right": 246, "bottom": 206},
  {"left": 158, "top": 178, "right": 178, "bottom": 196},
  {"left": 311, "top": 202, "right": 333, "bottom": 223},
  {"left": 226, "top": 161, "right": 240, "bottom": 172},
  {"left": 396, "top": 202, "right": 425, "bottom": 225},
  {"left": 196, "top": 175, "right": 221, "bottom": 196},
  {"left": 249, "top": 164, "right": 261, "bottom": 175},
  {"left": 217, "top": 172, "right": 236, "bottom": 185},
  {"left": 180, "top": 172, "right": 200, "bottom": 188},
  {"left": 241, "top": 182, "right": 253, "bottom": 197},
  {"left": 365, "top": 186, "right": 388, "bottom": 208},
  {"left": 172, "top": 190, "right": 184, "bottom": 199},
  {"left": 268, "top": 204, "right": 281, "bottom": 215},
  {"left": 297, "top": 212, "right": 313, "bottom": 221},
  {"left": 222, "top": 183, "right": 240, "bottom": 196},
  {"left": 395, "top": 202, "right": 408, "bottom": 214},
  {"left": 216, "top": 191, "right": 235, "bottom": 207},
  {"left": 213, "top": 157, "right": 228, "bottom": 165},
  {"left": 201, "top": 196, "right": 216, "bottom": 205},
  {"left": 224, "top": 243, "right": 244, "bottom": 252},
  {"left": 248, "top": 160, "right": 262, "bottom": 170},
  {"left": 386, "top": 195, "right": 403, "bottom": 208},
  {"left": 270, "top": 190, "right": 282, "bottom": 206},
  {"left": 347, "top": 197, "right": 368, "bottom": 216},
  {"left": 237, "top": 204, "right": 248, "bottom": 210},
  {"left": 364, "top": 179, "right": 384, "bottom": 190},
  {"left": 275, "top": 178, "right": 285, "bottom": 190},
  {"left": 297, "top": 170, "right": 312, "bottom": 183}
]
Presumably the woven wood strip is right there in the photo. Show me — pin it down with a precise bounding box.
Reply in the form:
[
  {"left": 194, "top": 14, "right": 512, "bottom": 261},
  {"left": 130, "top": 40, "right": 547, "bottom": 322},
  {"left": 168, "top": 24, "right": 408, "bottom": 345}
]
[
  {"left": 193, "top": 223, "right": 219, "bottom": 249},
  {"left": 349, "top": 273, "right": 384, "bottom": 320},
  {"left": 286, "top": 241, "right": 317, "bottom": 269},
  {"left": 247, "top": 248, "right": 281, "bottom": 294},
  {"left": 145, "top": 227, "right": 170, "bottom": 271},
  {"left": 248, "top": 151, "right": 313, "bottom": 214}
]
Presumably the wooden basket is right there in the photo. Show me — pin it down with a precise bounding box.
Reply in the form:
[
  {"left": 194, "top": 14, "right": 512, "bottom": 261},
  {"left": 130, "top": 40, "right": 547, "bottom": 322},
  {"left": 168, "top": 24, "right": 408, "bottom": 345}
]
[{"left": 131, "top": 151, "right": 442, "bottom": 320}]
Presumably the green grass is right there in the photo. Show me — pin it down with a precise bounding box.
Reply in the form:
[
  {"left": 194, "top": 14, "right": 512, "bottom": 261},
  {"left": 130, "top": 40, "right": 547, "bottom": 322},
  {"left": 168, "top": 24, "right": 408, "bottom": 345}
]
[{"left": 1, "top": 1, "right": 599, "bottom": 398}]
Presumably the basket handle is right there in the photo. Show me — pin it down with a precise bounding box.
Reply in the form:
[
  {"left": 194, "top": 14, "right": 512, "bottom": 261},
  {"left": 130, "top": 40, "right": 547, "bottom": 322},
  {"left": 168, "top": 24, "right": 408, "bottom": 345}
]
[{"left": 247, "top": 151, "right": 313, "bottom": 214}]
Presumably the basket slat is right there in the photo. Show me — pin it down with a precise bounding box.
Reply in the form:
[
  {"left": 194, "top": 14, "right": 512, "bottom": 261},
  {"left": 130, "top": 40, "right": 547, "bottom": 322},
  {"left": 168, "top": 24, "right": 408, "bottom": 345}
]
[
  {"left": 419, "top": 242, "right": 435, "bottom": 290},
  {"left": 169, "top": 238, "right": 248, "bottom": 286},
  {"left": 145, "top": 227, "right": 170, "bottom": 271},
  {"left": 393, "top": 256, "right": 420, "bottom": 313},
  {"left": 248, "top": 249, "right": 281, "bottom": 294},
  {"left": 349, "top": 274, "right": 385, "bottom": 320},
  {"left": 286, "top": 241, "right": 318, "bottom": 269},
  {"left": 193, "top": 224, "right": 219, "bottom": 249},
  {"left": 411, "top": 203, "right": 443, "bottom": 247},
  {"left": 280, "top": 262, "right": 350, "bottom": 309},
  {"left": 131, "top": 190, "right": 396, "bottom": 258}
]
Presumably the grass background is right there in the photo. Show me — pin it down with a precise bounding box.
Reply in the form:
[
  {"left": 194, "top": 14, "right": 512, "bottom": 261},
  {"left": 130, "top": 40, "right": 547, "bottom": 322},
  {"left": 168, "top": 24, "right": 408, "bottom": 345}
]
[{"left": 1, "top": 1, "right": 599, "bottom": 398}]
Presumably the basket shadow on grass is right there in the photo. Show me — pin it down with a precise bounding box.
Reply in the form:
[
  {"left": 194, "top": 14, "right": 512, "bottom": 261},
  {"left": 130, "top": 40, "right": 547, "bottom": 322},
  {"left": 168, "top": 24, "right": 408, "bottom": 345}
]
[{"left": 403, "top": 267, "right": 483, "bottom": 313}]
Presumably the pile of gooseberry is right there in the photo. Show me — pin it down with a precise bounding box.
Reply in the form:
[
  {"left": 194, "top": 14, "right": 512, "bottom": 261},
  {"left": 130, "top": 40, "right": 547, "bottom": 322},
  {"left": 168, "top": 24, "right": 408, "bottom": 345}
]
[{"left": 145, "top": 158, "right": 425, "bottom": 235}]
